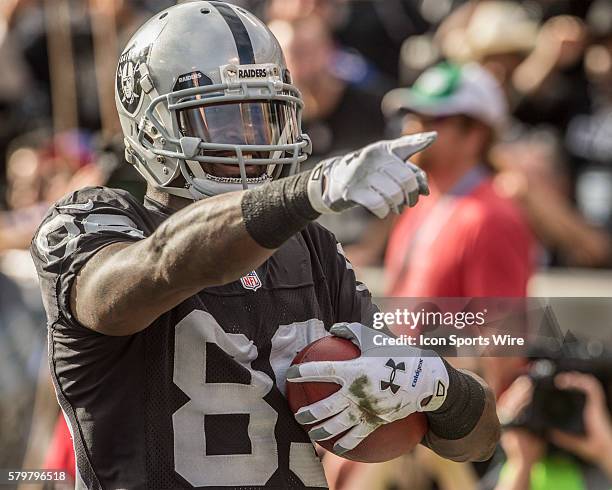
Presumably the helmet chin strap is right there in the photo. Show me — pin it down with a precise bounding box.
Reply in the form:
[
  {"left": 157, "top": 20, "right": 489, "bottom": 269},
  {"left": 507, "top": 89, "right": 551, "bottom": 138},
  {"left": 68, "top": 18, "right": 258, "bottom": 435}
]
[{"left": 187, "top": 171, "right": 271, "bottom": 200}]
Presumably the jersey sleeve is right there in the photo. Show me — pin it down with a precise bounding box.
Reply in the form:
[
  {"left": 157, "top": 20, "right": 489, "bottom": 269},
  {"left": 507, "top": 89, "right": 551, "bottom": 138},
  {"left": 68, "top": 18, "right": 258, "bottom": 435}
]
[
  {"left": 30, "top": 186, "right": 149, "bottom": 331},
  {"left": 306, "top": 223, "right": 378, "bottom": 327}
]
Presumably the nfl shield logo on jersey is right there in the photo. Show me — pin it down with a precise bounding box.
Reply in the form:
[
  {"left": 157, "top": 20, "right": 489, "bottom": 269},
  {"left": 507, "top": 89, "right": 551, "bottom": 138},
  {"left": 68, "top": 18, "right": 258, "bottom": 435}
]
[{"left": 240, "top": 270, "right": 262, "bottom": 291}]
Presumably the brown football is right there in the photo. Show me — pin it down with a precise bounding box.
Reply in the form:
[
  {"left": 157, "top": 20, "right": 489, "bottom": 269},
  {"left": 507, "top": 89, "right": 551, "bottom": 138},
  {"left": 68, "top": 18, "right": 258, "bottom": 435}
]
[{"left": 286, "top": 336, "right": 428, "bottom": 462}]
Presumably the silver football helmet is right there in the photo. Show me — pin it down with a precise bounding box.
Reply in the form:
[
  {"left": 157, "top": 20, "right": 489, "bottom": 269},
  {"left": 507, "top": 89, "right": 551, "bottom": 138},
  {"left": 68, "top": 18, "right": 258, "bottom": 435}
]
[{"left": 115, "top": 1, "right": 311, "bottom": 200}]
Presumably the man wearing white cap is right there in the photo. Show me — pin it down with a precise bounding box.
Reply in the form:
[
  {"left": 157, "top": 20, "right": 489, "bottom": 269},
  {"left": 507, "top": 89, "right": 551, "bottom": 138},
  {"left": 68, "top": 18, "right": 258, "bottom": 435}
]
[{"left": 384, "top": 62, "right": 534, "bottom": 297}]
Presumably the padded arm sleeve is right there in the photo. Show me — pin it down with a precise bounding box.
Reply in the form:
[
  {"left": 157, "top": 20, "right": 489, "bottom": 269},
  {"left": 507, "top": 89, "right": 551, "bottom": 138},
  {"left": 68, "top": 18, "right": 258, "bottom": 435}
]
[{"left": 422, "top": 365, "right": 500, "bottom": 462}]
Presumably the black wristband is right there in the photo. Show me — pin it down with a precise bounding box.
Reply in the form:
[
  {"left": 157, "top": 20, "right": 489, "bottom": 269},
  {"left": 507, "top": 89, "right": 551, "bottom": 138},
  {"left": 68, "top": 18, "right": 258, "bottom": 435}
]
[
  {"left": 425, "top": 359, "right": 486, "bottom": 440},
  {"left": 241, "top": 170, "right": 320, "bottom": 249}
]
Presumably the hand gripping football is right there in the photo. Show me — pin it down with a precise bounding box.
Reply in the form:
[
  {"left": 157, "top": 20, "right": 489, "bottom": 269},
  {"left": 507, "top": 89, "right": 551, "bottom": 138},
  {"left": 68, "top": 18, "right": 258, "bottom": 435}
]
[{"left": 286, "top": 336, "right": 429, "bottom": 462}]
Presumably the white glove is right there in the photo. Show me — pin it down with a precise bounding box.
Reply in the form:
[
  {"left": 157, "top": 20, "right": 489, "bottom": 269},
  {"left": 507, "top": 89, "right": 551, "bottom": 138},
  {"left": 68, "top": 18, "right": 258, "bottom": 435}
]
[
  {"left": 307, "top": 132, "right": 436, "bottom": 218},
  {"left": 286, "top": 322, "right": 449, "bottom": 455}
]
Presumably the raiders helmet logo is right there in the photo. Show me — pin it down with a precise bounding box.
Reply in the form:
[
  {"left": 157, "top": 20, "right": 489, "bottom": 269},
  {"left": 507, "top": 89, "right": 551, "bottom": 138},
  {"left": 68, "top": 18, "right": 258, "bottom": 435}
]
[{"left": 116, "top": 44, "right": 151, "bottom": 115}]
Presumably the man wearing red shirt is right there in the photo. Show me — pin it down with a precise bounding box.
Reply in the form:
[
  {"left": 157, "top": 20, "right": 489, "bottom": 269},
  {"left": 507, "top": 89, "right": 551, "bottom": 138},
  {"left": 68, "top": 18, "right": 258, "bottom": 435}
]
[{"left": 383, "top": 63, "right": 534, "bottom": 298}]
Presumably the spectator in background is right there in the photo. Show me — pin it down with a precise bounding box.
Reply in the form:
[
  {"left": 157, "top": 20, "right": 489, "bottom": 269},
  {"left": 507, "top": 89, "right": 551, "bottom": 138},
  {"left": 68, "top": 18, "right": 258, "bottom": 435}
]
[
  {"left": 269, "top": 15, "right": 386, "bottom": 163},
  {"left": 43, "top": 415, "right": 75, "bottom": 486},
  {"left": 0, "top": 0, "right": 39, "bottom": 198},
  {"left": 491, "top": 132, "right": 612, "bottom": 267},
  {"left": 383, "top": 62, "right": 534, "bottom": 297},
  {"left": 324, "top": 0, "right": 430, "bottom": 84},
  {"left": 564, "top": 0, "right": 612, "bottom": 242},
  {"left": 373, "top": 61, "right": 535, "bottom": 490},
  {"left": 0, "top": 270, "right": 45, "bottom": 469},
  {"left": 0, "top": 0, "right": 167, "bottom": 198},
  {"left": 436, "top": 1, "right": 591, "bottom": 133},
  {"left": 434, "top": 1, "right": 611, "bottom": 267},
  {"left": 0, "top": 145, "right": 49, "bottom": 251},
  {"left": 488, "top": 1, "right": 612, "bottom": 267},
  {"left": 493, "top": 372, "right": 612, "bottom": 489},
  {"left": 266, "top": 0, "right": 337, "bottom": 28},
  {"left": 512, "top": 13, "right": 590, "bottom": 131},
  {"left": 0, "top": 131, "right": 106, "bottom": 252},
  {"left": 269, "top": 15, "right": 391, "bottom": 263},
  {"left": 266, "top": 0, "right": 430, "bottom": 84},
  {"left": 436, "top": 1, "right": 538, "bottom": 103}
]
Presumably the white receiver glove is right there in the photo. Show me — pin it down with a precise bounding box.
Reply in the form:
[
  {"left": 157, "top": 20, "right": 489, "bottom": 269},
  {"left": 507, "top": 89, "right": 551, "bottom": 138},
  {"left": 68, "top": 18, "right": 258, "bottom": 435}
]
[
  {"left": 286, "top": 322, "right": 449, "bottom": 455},
  {"left": 307, "top": 132, "right": 436, "bottom": 218}
]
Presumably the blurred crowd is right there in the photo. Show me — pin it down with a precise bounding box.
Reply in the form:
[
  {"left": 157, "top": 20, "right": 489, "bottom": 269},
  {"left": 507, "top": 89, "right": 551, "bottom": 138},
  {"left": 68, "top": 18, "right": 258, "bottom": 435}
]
[
  {"left": 2, "top": 0, "right": 612, "bottom": 264},
  {"left": 1, "top": 0, "right": 612, "bottom": 489}
]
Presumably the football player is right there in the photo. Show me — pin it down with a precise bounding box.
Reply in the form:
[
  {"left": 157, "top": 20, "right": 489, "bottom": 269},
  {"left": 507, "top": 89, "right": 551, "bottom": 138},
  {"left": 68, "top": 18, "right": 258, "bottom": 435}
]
[{"left": 30, "top": 2, "right": 499, "bottom": 488}]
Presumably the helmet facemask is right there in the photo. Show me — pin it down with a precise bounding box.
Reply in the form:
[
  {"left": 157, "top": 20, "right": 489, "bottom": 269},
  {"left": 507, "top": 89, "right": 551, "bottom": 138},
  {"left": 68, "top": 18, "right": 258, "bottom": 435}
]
[{"left": 136, "top": 64, "right": 311, "bottom": 199}]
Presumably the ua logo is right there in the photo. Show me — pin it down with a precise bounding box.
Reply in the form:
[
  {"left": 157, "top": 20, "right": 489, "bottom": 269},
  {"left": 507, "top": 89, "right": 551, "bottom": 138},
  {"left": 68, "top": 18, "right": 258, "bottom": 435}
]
[{"left": 380, "top": 358, "right": 405, "bottom": 394}]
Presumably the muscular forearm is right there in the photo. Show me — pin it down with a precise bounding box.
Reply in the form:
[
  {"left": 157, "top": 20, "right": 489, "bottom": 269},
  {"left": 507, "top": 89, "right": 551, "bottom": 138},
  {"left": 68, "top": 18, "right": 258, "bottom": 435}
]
[
  {"left": 151, "top": 191, "right": 269, "bottom": 289},
  {"left": 422, "top": 364, "right": 500, "bottom": 462},
  {"left": 73, "top": 171, "right": 319, "bottom": 335}
]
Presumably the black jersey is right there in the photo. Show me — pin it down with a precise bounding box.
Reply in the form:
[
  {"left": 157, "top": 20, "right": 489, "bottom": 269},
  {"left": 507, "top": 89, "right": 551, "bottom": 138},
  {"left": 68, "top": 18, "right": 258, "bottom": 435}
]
[{"left": 30, "top": 186, "right": 376, "bottom": 490}]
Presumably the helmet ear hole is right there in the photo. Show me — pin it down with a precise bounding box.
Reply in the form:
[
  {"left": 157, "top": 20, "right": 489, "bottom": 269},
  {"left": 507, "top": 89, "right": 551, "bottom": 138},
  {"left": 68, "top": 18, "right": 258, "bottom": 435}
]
[{"left": 142, "top": 133, "right": 154, "bottom": 146}]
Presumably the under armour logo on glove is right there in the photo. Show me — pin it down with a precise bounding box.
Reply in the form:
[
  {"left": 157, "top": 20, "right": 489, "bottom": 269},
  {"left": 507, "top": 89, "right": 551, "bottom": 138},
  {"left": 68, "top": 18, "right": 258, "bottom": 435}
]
[{"left": 381, "top": 358, "right": 405, "bottom": 394}]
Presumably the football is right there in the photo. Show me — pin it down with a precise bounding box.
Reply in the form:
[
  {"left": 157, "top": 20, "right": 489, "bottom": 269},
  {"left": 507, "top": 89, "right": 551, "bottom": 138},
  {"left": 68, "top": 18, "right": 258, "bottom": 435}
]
[{"left": 286, "top": 336, "right": 429, "bottom": 462}]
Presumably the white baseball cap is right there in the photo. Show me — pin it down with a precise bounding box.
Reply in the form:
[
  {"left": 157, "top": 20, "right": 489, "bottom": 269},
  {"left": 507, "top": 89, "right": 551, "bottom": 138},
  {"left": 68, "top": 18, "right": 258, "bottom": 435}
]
[
  {"left": 442, "top": 2, "right": 537, "bottom": 63},
  {"left": 382, "top": 62, "right": 508, "bottom": 132}
]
